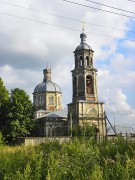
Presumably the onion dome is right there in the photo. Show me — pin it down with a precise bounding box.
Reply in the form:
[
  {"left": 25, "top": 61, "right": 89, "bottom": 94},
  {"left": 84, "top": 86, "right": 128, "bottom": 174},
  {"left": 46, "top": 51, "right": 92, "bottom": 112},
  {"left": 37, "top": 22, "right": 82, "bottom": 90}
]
[
  {"left": 75, "top": 32, "right": 93, "bottom": 51},
  {"left": 34, "top": 81, "right": 61, "bottom": 93}
]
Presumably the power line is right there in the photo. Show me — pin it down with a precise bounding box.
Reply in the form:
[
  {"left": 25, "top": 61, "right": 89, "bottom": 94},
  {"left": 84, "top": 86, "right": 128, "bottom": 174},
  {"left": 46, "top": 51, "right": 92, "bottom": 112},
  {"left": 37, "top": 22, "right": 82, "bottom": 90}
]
[
  {"left": 85, "top": 0, "right": 135, "bottom": 15},
  {"left": 106, "top": 112, "right": 135, "bottom": 115},
  {"left": 128, "top": 0, "right": 135, "bottom": 2},
  {"left": 0, "top": 12, "right": 135, "bottom": 42},
  {"left": 113, "top": 109, "right": 135, "bottom": 112},
  {"left": 0, "top": 1, "right": 135, "bottom": 34},
  {"left": 62, "top": 0, "right": 135, "bottom": 19},
  {"left": 0, "top": 13, "right": 129, "bottom": 41}
]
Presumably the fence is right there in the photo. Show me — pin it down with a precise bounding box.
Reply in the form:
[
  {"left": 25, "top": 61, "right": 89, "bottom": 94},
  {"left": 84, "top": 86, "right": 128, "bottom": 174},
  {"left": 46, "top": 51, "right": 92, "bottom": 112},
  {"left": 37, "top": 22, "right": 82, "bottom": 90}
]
[{"left": 22, "top": 137, "right": 71, "bottom": 146}]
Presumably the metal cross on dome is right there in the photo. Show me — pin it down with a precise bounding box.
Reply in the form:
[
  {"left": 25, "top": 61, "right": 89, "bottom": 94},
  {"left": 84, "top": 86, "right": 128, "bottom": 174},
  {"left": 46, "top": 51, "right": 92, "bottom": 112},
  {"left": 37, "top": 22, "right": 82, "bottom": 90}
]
[{"left": 81, "top": 20, "right": 85, "bottom": 32}]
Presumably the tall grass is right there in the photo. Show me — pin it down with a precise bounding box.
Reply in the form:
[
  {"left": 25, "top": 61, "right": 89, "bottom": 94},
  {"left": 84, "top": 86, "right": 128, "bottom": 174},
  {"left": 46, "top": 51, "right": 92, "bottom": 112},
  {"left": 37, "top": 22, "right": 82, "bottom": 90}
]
[{"left": 0, "top": 137, "right": 135, "bottom": 180}]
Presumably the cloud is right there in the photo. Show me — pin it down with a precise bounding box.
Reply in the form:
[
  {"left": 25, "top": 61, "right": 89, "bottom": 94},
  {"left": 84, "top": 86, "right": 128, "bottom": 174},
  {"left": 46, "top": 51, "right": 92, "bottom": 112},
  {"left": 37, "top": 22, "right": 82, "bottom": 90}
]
[
  {"left": 122, "top": 40, "right": 135, "bottom": 49},
  {"left": 0, "top": 0, "right": 135, "bottom": 128},
  {"left": 0, "top": 65, "right": 41, "bottom": 99},
  {"left": 97, "top": 68, "right": 135, "bottom": 127}
]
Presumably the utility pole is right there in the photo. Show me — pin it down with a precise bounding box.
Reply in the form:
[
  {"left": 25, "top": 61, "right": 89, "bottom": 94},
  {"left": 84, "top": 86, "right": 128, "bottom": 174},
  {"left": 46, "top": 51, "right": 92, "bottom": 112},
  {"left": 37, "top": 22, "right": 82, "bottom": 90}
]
[{"left": 105, "top": 112, "right": 117, "bottom": 135}]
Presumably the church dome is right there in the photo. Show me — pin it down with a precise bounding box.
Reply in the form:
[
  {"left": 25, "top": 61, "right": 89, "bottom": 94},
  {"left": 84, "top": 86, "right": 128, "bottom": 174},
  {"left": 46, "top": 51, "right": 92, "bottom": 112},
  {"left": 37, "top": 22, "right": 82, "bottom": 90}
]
[
  {"left": 75, "top": 32, "right": 92, "bottom": 51},
  {"left": 34, "top": 80, "right": 61, "bottom": 93},
  {"left": 75, "top": 42, "right": 91, "bottom": 51}
]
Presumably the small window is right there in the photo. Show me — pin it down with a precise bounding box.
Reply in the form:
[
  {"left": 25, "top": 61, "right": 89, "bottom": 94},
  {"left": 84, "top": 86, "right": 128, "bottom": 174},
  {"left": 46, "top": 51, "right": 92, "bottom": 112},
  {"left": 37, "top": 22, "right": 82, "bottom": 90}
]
[{"left": 49, "top": 96, "right": 54, "bottom": 105}]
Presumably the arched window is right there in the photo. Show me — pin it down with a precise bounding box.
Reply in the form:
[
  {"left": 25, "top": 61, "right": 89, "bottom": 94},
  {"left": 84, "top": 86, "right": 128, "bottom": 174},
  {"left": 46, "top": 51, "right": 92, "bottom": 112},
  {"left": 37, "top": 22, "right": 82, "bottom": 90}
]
[
  {"left": 49, "top": 96, "right": 54, "bottom": 105},
  {"left": 86, "top": 75, "right": 93, "bottom": 94},
  {"left": 80, "top": 56, "right": 83, "bottom": 66},
  {"left": 86, "top": 56, "right": 89, "bottom": 66}
]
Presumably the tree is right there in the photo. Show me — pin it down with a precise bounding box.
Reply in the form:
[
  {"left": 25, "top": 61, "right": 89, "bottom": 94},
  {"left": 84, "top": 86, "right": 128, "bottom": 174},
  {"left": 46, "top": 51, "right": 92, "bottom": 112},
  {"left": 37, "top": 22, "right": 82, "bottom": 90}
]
[
  {"left": 0, "top": 77, "right": 10, "bottom": 137},
  {"left": 6, "top": 88, "right": 35, "bottom": 143},
  {"left": 72, "top": 124, "right": 82, "bottom": 137},
  {"left": 0, "top": 77, "right": 9, "bottom": 105},
  {"left": 72, "top": 122, "right": 98, "bottom": 139},
  {"left": 82, "top": 122, "right": 97, "bottom": 138}
]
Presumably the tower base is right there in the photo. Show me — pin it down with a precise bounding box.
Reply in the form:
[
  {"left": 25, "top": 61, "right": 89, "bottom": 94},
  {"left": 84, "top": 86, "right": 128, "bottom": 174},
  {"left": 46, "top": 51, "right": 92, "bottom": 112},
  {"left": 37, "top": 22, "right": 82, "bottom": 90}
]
[{"left": 68, "top": 100, "right": 107, "bottom": 138}]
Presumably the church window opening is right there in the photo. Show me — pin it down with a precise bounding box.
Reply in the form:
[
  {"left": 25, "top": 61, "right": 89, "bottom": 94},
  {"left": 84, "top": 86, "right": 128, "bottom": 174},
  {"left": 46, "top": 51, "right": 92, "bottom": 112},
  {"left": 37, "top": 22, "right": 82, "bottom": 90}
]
[
  {"left": 86, "top": 56, "right": 89, "bottom": 66},
  {"left": 49, "top": 96, "right": 54, "bottom": 105},
  {"left": 80, "top": 56, "right": 83, "bottom": 66},
  {"left": 86, "top": 75, "right": 93, "bottom": 94}
]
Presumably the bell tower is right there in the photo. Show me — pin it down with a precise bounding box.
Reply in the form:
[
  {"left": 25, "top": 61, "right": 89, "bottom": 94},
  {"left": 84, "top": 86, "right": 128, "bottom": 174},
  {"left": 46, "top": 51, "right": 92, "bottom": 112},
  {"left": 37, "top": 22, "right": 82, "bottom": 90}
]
[
  {"left": 72, "top": 32, "right": 98, "bottom": 102},
  {"left": 68, "top": 32, "right": 107, "bottom": 139}
]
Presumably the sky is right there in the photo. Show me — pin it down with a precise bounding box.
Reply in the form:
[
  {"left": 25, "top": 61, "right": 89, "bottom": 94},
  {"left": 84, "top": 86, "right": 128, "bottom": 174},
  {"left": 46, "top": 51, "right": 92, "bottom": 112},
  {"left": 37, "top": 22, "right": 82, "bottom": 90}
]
[{"left": 0, "top": 0, "right": 135, "bottom": 128}]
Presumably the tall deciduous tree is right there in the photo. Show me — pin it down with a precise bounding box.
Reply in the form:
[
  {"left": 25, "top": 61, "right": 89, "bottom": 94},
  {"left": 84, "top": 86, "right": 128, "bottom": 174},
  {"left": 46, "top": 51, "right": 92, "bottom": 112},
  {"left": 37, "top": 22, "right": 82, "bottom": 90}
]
[
  {"left": 7, "top": 88, "right": 35, "bottom": 143},
  {"left": 0, "top": 77, "right": 10, "bottom": 135}
]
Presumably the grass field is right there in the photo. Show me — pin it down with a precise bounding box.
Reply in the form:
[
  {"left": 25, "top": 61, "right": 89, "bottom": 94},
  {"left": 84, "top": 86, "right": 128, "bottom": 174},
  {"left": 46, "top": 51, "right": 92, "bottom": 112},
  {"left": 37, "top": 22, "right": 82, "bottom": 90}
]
[{"left": 0, "top": 137, "right": 135, "bottom": 180}]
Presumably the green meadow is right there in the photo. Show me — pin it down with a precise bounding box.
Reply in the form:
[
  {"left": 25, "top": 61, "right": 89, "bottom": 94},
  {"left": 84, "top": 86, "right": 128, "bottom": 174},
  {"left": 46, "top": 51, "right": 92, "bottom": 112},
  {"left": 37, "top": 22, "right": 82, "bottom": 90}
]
[{"left": 0, "top": 137, "right": 135, "bottom": 180}]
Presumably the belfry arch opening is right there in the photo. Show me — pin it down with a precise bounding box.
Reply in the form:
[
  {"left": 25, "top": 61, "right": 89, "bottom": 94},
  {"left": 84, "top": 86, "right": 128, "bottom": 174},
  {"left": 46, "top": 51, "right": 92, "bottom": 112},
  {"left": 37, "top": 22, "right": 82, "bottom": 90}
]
[
  {"left": 86, "top": 75, "right": 93, "bottom": 94},
  {"left": 80, "top": 56, "right": 83, "bottom": 66}
]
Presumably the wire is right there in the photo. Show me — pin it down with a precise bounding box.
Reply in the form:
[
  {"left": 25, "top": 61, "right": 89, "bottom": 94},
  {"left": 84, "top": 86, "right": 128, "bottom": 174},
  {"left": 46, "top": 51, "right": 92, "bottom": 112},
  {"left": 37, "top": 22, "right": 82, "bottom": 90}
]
[
  {"left": 106, "top": 113, "right": 135, "bottom": 115},
  {"left": 62, "top": 0, "right": 135, "bottom": 19},
  {"left": 85, "top": 0, "right": 135, "bottom": 15},
  {"left": 106, "top": 111, "right": 135, "bottom": 115},
  {"left": 0, "top": 12, "right": 135, "bottom": 42},
  {"left": 0, "top": 1, "right": 135, "bottom": 34},
  {"left": 128, "top": 0, "right": 135, "bottom": 2}
]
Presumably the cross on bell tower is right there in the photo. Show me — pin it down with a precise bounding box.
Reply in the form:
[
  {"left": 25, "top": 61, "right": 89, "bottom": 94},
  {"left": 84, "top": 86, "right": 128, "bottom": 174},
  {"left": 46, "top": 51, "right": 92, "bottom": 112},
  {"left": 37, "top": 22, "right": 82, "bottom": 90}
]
[{"left": 81, "top": 20, "right": 85, "bottom": 32}]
